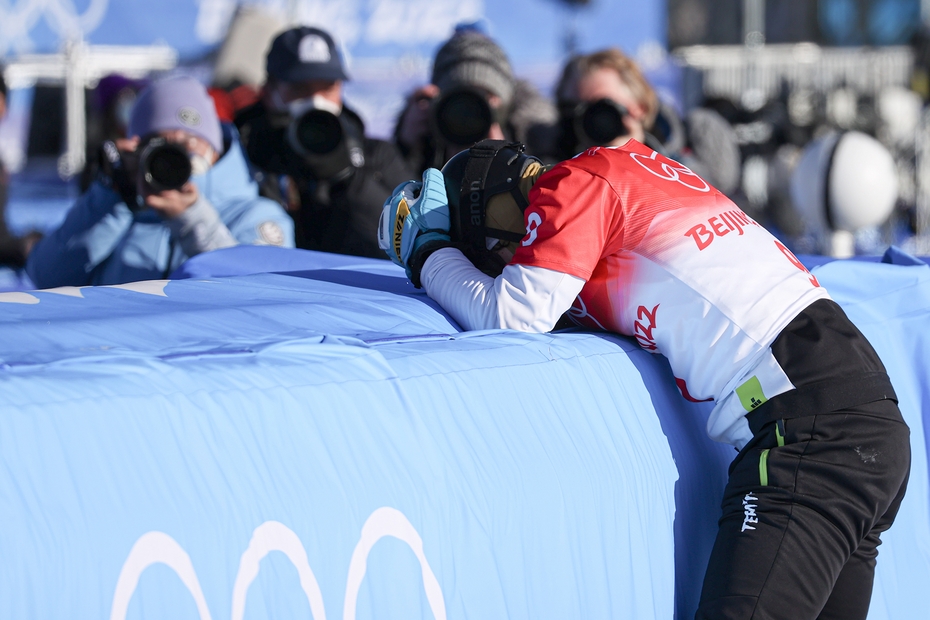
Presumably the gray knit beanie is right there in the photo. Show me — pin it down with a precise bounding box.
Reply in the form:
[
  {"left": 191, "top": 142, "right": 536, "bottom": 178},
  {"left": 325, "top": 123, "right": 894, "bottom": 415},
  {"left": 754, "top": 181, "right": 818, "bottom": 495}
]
[{"left": 431, "top": 31, "right": 515, "bottom": 108}]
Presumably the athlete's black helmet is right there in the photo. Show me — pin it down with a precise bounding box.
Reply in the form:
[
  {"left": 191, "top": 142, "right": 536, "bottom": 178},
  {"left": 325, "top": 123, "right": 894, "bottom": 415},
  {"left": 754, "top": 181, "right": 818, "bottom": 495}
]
[{"left": 440, "top": 140, "right": 549, "bottom": 276}]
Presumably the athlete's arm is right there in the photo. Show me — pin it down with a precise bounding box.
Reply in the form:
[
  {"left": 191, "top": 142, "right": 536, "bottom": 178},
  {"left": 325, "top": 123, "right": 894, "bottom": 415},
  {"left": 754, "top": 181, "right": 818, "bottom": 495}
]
[{"left": 421, "top": 246, "right": 585, "bottom": 332}]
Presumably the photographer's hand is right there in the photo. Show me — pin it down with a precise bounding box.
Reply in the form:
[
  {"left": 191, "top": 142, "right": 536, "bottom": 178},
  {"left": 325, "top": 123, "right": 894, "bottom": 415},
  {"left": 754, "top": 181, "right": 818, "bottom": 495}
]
[
  {"left": 396, "top": 84, "right": 439, "bottom": 151},
  {"left": 144, "top": 182, "right": 200, "bottom": 219}
]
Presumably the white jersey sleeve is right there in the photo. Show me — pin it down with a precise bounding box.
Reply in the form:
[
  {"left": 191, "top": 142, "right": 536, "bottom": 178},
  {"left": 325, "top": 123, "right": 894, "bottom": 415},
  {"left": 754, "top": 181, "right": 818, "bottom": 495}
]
[{"left": 420, "top": 247, "right": 586, "bottom": 332}]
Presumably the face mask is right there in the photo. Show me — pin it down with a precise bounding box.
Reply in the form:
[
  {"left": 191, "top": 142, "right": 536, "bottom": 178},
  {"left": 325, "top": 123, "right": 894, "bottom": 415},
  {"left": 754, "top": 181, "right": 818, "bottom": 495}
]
[
  {"left": 286, "top": 94, "right": 343, "bottom": 119},
  {"left": 189, "top": 146, "right": 214, "bottom": 177},
  {"left": 269, "top": 87, "right": 342, "bottom": 116}
]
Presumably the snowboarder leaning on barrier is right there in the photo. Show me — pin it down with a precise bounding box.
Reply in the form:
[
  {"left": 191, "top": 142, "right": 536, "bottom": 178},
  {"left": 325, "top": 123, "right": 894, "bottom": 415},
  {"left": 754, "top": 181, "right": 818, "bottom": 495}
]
[{"left": 378, "top": 139, "right": 910, "bottom": 620}]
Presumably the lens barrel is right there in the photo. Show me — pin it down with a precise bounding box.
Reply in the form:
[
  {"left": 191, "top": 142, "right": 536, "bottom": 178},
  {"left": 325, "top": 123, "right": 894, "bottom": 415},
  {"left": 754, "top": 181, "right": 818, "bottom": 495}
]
[
  {"left": 577, "top": 98, "right": 630, "bottom": 145},
  {"left": 139, "top": 138, "right": 192, "bottom": 192},
  {"left": 286, "top": 106, "right": 363, "bottom": 182},
  {"left": 291, "top": 109, "right": 344, "bottom": 155},
  {"left": 432, "top": 89, "right": 494, "bottom": 146}
]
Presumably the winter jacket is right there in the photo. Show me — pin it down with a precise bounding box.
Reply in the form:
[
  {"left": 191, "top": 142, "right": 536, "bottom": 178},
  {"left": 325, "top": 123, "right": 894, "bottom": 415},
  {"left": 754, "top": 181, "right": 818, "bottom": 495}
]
[{"left": 26, "top": 126, "right": 294, "bottom": 288}]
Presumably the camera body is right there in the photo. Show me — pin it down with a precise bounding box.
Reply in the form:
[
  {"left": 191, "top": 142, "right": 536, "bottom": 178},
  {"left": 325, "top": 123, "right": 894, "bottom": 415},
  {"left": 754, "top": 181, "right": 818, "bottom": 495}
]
[
  {"left": 430, "top": 86, "right": 503, "bottom": 146},
  {"left": 98, "top": 137, "right": 193, "bottom": 211}
]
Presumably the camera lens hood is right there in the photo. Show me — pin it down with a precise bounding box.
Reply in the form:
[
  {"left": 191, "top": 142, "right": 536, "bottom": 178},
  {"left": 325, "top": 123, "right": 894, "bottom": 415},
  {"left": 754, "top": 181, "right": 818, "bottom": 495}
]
[
  {"left": 284, "top": 99, "right": 363, "bottom": 182},
  {"left": 432, "top": 88, "right": 495, "bottom": 146},
  {"left": 289, "top": 108, "right": 344, "bottom": 156},
  {"left": 575, "top": 98, "right": 630, "bottom": 146},
  {"left": 139, "top": 137, "right": 192, "bottom": 192}
]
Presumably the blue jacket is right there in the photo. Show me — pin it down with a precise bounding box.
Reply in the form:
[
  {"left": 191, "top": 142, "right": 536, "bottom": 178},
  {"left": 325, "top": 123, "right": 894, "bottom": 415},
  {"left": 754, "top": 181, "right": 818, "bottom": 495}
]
[{"left": 27, "top": 129, "right": 294, "bottom": 288}]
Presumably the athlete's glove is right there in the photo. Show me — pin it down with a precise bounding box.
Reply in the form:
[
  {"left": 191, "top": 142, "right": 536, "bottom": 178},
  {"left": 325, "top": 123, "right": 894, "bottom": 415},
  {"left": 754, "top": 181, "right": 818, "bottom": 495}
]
[{"left": 378, "top": 167, "right": 451, "bottom": 287}]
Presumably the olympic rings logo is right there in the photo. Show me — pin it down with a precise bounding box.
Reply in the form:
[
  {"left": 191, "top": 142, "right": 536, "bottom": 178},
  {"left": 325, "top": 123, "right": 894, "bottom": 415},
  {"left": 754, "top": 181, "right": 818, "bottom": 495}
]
[
  {"left": 629, "top": 150, "right": 711, "bottom": 193},
  {"left": 109, "top": 507, "right": 447, "bottom": 620},
  {"left": 0, "top": 0, "right": 110, "bottom": 53},
  {"left": 567, "top": 296, "right": 607, "bottom": 331}
]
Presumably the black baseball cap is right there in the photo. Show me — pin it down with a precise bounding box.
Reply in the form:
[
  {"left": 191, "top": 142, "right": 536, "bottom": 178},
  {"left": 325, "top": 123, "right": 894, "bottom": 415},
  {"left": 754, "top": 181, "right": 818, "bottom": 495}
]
[{"left": 266, "top": 26, "right": 349, "bottom": 83}]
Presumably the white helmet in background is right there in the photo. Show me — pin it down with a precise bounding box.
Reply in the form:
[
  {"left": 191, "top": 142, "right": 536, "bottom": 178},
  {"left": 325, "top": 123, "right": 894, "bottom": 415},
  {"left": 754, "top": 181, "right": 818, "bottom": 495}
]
[
  {"left": 790, "top": 131, "right": 898, "bottom": 232},
  {"left": 790, "top": 131, "right": 897, "bottom": 255}
]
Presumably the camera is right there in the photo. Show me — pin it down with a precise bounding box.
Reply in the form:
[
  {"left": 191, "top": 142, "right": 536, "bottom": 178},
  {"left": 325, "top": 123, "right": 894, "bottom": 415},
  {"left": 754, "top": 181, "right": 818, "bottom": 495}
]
[
  {"left": 97, "top": 137, "right": 193, "bottom": 212},
  {"left": 430, "top": 87, "right": 501, "bottom": 146},
  {"left": 573, "top": 98, "right": 630, "bottom": 146},
  {"left": 286, "top": 102, "right": 365, "bottom": 182},
  {"left": 138, "top": 137, "right": 192, "bottom": 192}
]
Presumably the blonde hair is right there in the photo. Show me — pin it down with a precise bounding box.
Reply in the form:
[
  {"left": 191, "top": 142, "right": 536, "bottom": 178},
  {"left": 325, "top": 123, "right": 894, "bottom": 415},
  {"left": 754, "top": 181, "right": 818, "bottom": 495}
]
[{"left": 556, "top": 48, "right": 659, "bottom": 128}]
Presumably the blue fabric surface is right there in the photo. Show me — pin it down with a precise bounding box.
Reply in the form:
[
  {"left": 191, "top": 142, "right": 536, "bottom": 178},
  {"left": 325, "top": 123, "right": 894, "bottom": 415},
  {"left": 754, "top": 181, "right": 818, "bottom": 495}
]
[
  {"left": 797, "top": 246, "right": 930, "bottom": 269},
  {"left": 169, "top": 244, "right": 402, "bottom": 280},
  {"left": 0, "top": 248, "right": 928, "bottom": 619},
  {"left": 0, "top": 266, "right": 34, "bottom": 292}
]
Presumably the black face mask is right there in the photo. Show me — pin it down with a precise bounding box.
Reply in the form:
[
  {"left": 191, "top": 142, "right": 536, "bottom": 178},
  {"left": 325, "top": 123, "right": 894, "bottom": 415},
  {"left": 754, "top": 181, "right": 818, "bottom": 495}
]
[{"left": 244, "top": 104, "right": 364, "bottom": 183}]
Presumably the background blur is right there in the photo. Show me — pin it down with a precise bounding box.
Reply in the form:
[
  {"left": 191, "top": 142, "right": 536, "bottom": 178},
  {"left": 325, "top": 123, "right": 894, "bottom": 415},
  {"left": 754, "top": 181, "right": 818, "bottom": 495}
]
[{"left": 1, "top": 0, "right": 929, "bottom": 256}]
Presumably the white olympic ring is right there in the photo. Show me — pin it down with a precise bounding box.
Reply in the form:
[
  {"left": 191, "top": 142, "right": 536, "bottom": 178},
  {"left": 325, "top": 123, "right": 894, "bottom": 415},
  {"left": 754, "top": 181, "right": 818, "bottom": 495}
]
[
  {"left": 109, "top": 507, "right": 447, "bottom": 620},
  {"left": 0, "top": 0, "right": 110, "bottom": 53},
  {"left": 629, "top": 151, "right": 710, "bottom": 193},
  {"left": 567, "top": 295, "right": 607, "bottom": 331}
]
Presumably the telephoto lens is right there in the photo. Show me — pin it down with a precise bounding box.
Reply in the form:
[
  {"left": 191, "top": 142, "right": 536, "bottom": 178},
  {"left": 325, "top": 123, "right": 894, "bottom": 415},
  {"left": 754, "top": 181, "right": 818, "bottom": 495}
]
[
  {"left": 139, "top": 137, "right": 192, "bottom": 192},
  {"left": 286, "top": 104, "right": 364, "bottom": 182},
  {"left": 577, "top": 98, "right": 630, "bottom": 145},
  {"left": 432, "top": 88, "right": 494, "bottom": 146},
  {"left": 290, "top": 109, "right": 344, "bottom": 156}
]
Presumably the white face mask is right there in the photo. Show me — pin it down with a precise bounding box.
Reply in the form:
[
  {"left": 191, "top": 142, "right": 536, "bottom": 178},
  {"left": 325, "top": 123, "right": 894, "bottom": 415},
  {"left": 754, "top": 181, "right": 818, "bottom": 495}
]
[
  {"left": 286, "top": 94, "right": 343, "bottom": 118},
  {"left": 269, "top": 86, "right": 343, "bottom": 116},
  {"left": 189, "top": 146, "right": 215, "bottom": 177}
]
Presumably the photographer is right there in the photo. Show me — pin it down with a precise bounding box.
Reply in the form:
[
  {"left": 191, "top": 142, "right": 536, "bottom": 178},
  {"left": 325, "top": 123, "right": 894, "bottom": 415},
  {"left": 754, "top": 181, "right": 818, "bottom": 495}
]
[
  {"left": 235, "top": 26, "right": 412, "bottom": 258},
  {"left": 393, "top": 27, "right": 557, "bottom": 175},
  {"left": 554, "top": 48, "right": 741, "bottom": 196},
  {"left": 26, "top": 75, "right": 294, "bottom": 288}
]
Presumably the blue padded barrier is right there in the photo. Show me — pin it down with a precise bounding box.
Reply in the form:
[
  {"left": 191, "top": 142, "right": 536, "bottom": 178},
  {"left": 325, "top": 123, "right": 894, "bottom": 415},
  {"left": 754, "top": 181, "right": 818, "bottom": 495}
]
[{"left": 0, "top": 247, "right": 927, "bottom": 619}]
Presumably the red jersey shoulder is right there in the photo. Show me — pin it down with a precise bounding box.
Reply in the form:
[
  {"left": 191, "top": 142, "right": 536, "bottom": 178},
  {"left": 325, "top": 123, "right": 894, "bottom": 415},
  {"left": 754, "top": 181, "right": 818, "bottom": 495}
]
[{"left": 564, "top": 142, "right": 721, "bottom": 199}]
